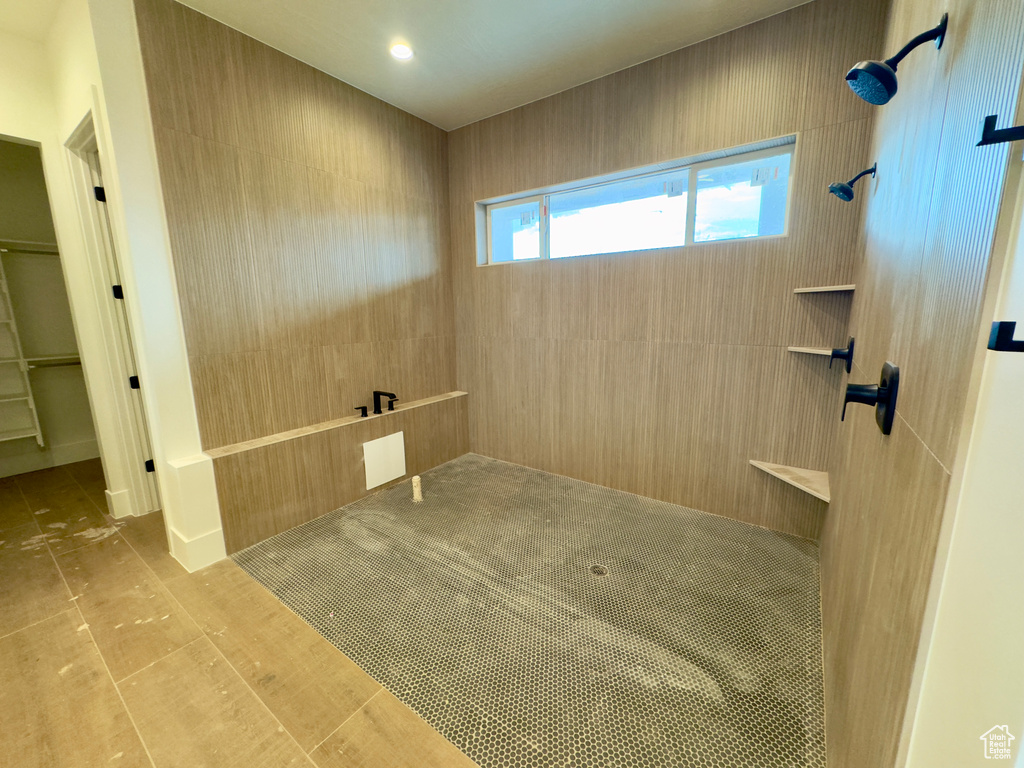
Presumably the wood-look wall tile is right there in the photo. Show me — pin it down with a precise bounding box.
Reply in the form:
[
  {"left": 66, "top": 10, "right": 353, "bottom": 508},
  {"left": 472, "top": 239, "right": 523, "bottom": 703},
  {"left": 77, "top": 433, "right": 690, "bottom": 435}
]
[
  {"left": 820, "top": 3, "right": 1024, "bottom": 765},
  {"left": 0, "top": 610, "right": 151, "bottom": 766},
  {"left": 240, "top": 150, "right": 327, "bottom": 351},
  {"left": 138, "top": 0, "right": 462, "bottom": 461},
  {"left": 446, "top": 0, "right": 886, "bottom": 538},
  {"left": 307, "top": 170, "right": 372, "bottom": 345},
  {"left": 214, "top": 397, "right": 468, "bottom": 553},
  {"left": 189, "top": 352, "right": 274, "bottom": 449},
  {"left": 263, "top": 347, "right": 332, "bottom": 436},
  {"left": 154, "top": 128, "right": 263, "bottom": 357},
  {"left": 821, "top": 408, "right": 951, "bottom": 768},
  {"left": 134, "top": 0, "right": 194, "bottom": 135}
]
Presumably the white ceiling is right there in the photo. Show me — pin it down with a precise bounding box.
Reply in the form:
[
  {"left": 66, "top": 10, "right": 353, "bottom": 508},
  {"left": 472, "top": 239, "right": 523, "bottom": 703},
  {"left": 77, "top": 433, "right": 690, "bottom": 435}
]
[
  {"left": 178, "top": 0, "right": 811, "bottom": 131},
  {"left": 0, "top": 0, "right": 63, "bottom": 42}
]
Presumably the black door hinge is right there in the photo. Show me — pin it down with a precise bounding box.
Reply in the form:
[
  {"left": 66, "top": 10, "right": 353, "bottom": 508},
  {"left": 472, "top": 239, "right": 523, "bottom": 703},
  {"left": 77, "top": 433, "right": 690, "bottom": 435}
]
[
  {"left": 129, "top": 375, "right": 140, "bottom": 389},
  {"left": 145, "top": 459, "right": 155, "bottom": 472},
  {"left": 94, "top": 186, "right": 106, "bottom": 202},
  {"left": 112, "top": 285, "right": 123, "bottom": 299}
]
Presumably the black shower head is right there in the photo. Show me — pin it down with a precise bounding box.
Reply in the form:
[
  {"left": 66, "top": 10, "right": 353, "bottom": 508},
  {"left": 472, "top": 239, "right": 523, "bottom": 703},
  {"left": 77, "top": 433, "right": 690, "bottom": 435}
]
[
  {"left": 846, "top": 13, "right": 948, "bottom": 105},
  {"left": 846, "top": 60, "right": 898, "bottom": 105},
  {"left": 828, "top": 181, "right": 856, "bottom": 202},
  {"left": 829, "top": 164, "right": 877, "bottom": 203}
]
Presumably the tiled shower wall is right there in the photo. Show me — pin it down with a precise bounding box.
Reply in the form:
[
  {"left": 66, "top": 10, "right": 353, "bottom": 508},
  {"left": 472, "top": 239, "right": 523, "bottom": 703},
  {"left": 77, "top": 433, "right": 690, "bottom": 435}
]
[
  {"left": 820, "top": 1, "right": 1024, "bottom": 766},
  {"left": 447, "top": 0, "right": 889, "bottom": 539},
  {"left": 133, "top": 0, "right": 467, "bottom": 551}
]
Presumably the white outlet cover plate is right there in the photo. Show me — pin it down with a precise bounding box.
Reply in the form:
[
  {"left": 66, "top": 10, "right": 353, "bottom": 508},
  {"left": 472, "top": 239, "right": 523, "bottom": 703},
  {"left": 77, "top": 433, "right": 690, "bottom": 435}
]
[{"left": 363, "top": 431, "right": 406, "bottom": 490}]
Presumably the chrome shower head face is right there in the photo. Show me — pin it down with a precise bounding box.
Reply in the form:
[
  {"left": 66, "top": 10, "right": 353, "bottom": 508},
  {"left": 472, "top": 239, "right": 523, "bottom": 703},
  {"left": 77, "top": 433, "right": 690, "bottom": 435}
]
[
  {"left": 845, "top": 60, "right": 898, "bottom": 105},
  {"left": 828, "top": 182, "right": 855, "bottom": 202}
]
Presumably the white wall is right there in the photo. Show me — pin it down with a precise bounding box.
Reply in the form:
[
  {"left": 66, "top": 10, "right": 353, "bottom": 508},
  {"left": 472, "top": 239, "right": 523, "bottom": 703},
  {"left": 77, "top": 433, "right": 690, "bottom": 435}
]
[{"left": 0, "top": 0, "right": 226, "bottom": 569}]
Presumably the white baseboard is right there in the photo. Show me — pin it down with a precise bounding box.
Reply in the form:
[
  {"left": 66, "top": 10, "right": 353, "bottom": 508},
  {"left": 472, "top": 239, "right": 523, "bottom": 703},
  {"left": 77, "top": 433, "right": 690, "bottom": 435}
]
[
  {"left": 162, "top": 453, "right": 226, "bottom": 572},
  {"left": 0, "top": 438, "right": 100, "bottom": 478},
  {"left": 105, "top": 487, "right": 134, "bottom": 519},
  {"left": 50, "top": 439, "right": 101, "bottom": 466},
  {"left": 167, "top": 524, "right": 226, "bottom": 573}
]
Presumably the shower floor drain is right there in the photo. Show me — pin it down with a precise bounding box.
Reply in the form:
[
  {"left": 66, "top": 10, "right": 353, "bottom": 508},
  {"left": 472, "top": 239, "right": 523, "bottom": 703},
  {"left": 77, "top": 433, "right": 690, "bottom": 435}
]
[
  {"left": 234, "top": 453, "right": 824, "bottom": 768},
  {"left": 589, "top": 564, "right": 608, "bottom": 576}
]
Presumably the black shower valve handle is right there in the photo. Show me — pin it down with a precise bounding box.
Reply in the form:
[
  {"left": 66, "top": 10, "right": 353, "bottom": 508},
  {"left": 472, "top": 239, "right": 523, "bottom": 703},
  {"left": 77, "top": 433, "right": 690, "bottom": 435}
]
[
  {"left": 841, "top": 383, "right": 880, "bottom": 421},
  {"left": 354, "top": 405, "right": 368, "bottom": 418},
  {"left": 829, "top": 337, "right": 855, "bottom": 374},
  {"left": 842, "top": 361, "right": 900, "bottom": 435},
  {"left": 387, "top": 397, "right": 399, "bottom": 411}
]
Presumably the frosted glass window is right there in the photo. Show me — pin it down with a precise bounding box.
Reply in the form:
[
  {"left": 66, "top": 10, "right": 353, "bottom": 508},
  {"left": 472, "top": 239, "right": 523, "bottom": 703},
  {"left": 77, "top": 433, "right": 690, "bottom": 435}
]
[
  {"left": 694, "top": 153, "right": 791, "bottom": 243},
  {"left": 488, "top": 199, "right": 541, "bottom": 263},
  {"left": 548, "top": 170, "right": 688, "bottom": 259}
]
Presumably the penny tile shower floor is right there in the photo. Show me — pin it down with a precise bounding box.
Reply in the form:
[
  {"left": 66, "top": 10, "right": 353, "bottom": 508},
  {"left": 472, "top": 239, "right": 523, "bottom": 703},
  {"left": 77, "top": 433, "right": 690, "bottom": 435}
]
[{"left": 234, "top": 454, "right": 826, "bottom": 768}]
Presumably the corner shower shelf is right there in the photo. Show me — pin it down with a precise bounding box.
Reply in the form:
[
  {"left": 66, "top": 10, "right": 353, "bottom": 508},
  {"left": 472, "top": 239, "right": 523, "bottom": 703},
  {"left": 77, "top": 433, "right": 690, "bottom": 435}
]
[
  {"left": 749, "top": 460, "right": 830, "bottom": 503},
  {"left": 787, "top": 346, "right": 831, "bottom": 356},
  {"left": 793, "top": 284, "right": 855, "bottom": 294}
]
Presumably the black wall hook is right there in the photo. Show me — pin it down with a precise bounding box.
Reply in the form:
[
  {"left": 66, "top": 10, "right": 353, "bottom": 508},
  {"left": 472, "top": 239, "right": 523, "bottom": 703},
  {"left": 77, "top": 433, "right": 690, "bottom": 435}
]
[
  {"left": 988, "top": 321, "right": 1024, "bottom": 352},
  {"left": 842, "top": 361, "right": 900, "bottom": 435},
  {"left": 977, "top": 115, "right": 1024, "bottom": 147},
  {"left": 829, "top": 337, "right": 855, "bottom": 373}
]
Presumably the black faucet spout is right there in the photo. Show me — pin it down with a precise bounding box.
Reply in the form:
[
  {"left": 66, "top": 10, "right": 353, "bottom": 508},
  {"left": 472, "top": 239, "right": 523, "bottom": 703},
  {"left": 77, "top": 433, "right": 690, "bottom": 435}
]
[{"left": 373, "top": 390, "right": 397, "bottom": 415}]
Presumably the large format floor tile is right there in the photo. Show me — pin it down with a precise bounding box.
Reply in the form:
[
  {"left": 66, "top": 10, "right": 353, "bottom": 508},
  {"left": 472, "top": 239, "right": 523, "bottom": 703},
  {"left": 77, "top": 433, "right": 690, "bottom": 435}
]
[
  {"left": 0, "top": 523, "right": 72, "bottom": 638},
  {"left": 311, "top": 690, "right": 479, "bottom": 768},
  {"left": 58, "top": 536, "right": 202, "bottom": 681},
  {"left": 0, "top": 475, "right": 33, "bottom": 532},
  {"left": 0, "top": 610, "right": 151, "bottom": 768},
  {"left": 118, "top": 636, "right": 314, "bottom": 768},
  {"left": 166, "top": 560, "right": 381, "bottom": 751}
]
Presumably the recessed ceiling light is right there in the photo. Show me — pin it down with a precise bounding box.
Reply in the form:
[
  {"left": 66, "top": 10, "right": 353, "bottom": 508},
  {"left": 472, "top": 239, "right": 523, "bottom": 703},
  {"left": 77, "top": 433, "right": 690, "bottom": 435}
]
[{"left": 390, "top": 43, "right": 413, "bottom": 61}]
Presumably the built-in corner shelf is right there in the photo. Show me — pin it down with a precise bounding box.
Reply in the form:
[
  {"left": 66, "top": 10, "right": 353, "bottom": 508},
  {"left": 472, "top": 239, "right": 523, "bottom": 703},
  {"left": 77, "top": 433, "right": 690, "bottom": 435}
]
[
  {"left": 793, "top": 284, "right": 856, "bottom": 294},
  {"left": 787, "top": 346, "right": 831, "bottom": 356},
  {"left": 750, "top": 460, "right": 830, "bottom": 503}
]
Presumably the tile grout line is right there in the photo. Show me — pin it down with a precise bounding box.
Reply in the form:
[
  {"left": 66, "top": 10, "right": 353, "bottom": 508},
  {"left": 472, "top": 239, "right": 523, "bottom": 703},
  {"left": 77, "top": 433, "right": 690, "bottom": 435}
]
[
  {"left": 307, "top": 687, "right": 384, "bottom": 756},
  {"left": 0, "top": 609, "right": 78, "bottom": 643},
  {"left": 124, "top": 537, "right": 328, "bottom": 763},
  {"left": 200, "top": 626, "right": 325, "bottom": 764},
  {"left": 40, "top": 522, "right": 160, "bottom": 768}
]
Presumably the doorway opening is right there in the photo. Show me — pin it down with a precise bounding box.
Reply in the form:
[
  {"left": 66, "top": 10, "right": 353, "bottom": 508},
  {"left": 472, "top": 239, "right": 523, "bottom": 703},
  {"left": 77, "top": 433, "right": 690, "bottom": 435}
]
[{"left": 0, "top": 138, "right": 98, "bottom": 480}]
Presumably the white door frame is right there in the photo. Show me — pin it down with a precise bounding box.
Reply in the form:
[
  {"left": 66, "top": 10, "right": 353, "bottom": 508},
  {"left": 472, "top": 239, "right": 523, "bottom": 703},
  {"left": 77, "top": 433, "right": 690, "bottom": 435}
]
[{"left": 63, "top": 109, "right": 159, "bottom": 518}]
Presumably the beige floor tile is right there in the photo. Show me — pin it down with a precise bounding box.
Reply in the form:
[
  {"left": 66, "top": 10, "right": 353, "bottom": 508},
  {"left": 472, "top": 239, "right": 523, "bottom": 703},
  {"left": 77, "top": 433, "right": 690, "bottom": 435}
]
[
  {"left": 57, "top": 536, "right": 201, "bottom": 681},
  {"left": 119, "top": 636, "right": 314, "bottom": 768},
  {"left": 15, "top": 466, "right": 78, "bottom": 506},
  {"left": 310, "top": 690, "right": 479, "bottom": 768},
  {"left": 20, "top": 481, "right": 120, "bottom": 556},
  {"left": 0, "top": 609, "right": 152, "bottom": 768},
  {"left": 0, "top": 523, "right": 72, "bottom": 638},
  {"left": 166, "top": 560, "right": 381, "bottom": 751},
  {"left": 0, "top": 476, "right": 33, "bottom": 532},
  {"left": 120, "top": 511, "right": 188, "bottom": 583},
  {"left": 64, "top": 458, "right": 110, "bottom": 514}
]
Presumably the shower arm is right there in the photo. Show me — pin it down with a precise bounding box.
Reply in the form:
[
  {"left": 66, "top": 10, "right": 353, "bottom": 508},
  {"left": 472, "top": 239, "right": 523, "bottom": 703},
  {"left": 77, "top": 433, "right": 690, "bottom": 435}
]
[
  {"left": 846, "top": 164, "right": 877, "bottom": 187},
  {"left": 886, "top": 15, "right": 948, "bottom": 69}
]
